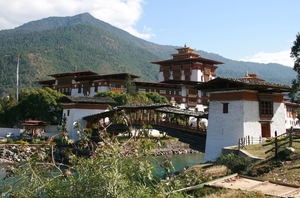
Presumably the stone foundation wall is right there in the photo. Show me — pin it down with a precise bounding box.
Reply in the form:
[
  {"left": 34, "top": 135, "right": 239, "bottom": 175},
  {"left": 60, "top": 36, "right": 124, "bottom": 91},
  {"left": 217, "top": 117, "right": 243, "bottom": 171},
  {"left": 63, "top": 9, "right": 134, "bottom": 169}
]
[
  {"left": 0, "top": 141, "right": 200, "bottom": 164},
  {"left": 0, "top": 144, "right": 49, "bottom": 163}
]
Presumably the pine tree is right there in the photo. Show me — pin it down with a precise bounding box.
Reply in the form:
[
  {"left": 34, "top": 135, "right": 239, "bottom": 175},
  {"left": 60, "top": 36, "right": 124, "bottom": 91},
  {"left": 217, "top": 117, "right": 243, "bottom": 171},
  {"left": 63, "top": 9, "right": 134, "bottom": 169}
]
[{"left": 289, "top": 32, "right": 300, "bottom": 101}]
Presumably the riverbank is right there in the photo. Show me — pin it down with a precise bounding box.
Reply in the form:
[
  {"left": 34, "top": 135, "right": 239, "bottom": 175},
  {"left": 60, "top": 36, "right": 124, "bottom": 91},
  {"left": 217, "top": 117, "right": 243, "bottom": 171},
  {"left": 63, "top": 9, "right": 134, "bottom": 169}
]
[
  {"left": 150, "top": 140, "right": 200, "bottom": 155},
  {"left": 0, "top": 144, "right": 48, "bottom": 164},
  {"left": 0, "top": 139, "right": 202, "bottom": 164},
  {"left": 151, "top": 148, "right": 200, "bottom": 156}
]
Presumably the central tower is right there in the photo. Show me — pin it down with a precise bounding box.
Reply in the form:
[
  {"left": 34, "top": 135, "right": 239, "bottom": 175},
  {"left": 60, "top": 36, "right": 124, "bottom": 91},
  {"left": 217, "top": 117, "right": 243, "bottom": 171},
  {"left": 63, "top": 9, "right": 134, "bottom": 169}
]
[
  {"left": 152, "top": 44, "right": 222, "bottom": 83},
  {"left": 151, "top": 44, "right": 223, "bottom": 109}
]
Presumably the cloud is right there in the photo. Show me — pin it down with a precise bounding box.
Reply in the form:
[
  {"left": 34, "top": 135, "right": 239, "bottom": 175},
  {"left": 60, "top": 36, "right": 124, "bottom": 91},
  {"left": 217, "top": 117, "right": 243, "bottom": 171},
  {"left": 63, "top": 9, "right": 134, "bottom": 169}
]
[
  {"left": 240, "top": 50, "right": 294, "bottom": 67},
  {"left": 0, "top": 0, "right": 153, "bottom": 39}
]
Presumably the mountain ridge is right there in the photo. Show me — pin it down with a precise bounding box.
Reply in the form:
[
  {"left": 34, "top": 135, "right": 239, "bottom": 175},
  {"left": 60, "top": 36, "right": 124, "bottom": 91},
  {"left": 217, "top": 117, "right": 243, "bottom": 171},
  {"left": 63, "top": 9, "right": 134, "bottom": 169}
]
[{"left": 0, "top": 13, "right": 296, "bottom": 96}]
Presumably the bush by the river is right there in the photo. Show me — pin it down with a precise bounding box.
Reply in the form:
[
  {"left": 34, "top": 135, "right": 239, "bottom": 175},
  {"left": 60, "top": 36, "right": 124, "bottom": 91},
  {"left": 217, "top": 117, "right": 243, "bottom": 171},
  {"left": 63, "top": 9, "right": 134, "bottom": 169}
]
[{"left": 0, "top": 137, "right": 199, "bottom": 197}]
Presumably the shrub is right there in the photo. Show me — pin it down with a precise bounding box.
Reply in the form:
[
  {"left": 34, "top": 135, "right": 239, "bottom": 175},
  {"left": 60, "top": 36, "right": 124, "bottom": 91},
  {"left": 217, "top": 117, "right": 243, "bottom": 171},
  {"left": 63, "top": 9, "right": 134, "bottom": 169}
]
[
  {"left": 14, "top": 140, "right": 29, "bottom": 145},
  {"left": 215, "top": 153, "right": 252, "bottom": 174},
  {"left": 0, "top": 137, "right": 187, "bottom": 197},
  {"left": 6, "top": 138, "right": 13, "bottom": 144}
]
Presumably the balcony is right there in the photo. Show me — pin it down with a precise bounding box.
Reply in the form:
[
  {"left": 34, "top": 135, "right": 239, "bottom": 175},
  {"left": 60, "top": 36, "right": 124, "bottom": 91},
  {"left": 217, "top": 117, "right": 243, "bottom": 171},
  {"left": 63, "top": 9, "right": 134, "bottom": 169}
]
[
  {"left": 188, "top": 101, "right": 197, "bottom": 107},
  {"left": 187, "top": 93, "right": 197, "bottom": 98},
  {"left": 110, "top": 87, "right": 125, "bottom": 93}
]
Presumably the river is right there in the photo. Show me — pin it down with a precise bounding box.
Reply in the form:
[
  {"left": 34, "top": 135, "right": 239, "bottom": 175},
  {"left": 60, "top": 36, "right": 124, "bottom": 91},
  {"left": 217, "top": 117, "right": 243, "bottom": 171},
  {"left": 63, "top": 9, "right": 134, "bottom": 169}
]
[
  {"left": 151, "top": 153, "right": 204, "bottom": 177},
  {"left": 0, "top": 153, "right": 204, "bottom": 185}
]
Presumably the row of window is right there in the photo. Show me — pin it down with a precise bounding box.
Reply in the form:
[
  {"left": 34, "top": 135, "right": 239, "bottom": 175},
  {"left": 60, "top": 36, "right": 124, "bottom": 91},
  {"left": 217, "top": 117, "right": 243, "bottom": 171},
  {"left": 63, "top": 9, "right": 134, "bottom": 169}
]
[
  {"left": 60, "top": 85, "right": 207, "bottom": 98},
  {"left": 58, "top": 88, "right": 71, "bottom": 94},
  {"left": 222, "top": 100, "right": 274, "bottom": 117}
]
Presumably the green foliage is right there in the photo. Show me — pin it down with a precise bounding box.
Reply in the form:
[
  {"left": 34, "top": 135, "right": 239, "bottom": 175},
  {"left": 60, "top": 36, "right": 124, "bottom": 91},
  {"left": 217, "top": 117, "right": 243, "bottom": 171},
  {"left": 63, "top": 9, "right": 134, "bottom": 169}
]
[
  {"left": 95, "top": 91, "right": 170, "bottom": 107},
  {"left": 135, "top": 92, "right": 170, "bottom": 104},
  {"left": 1, "top": 138, "right": 187, "bottom": 197},
  {"left": 215, "top": 153, "right": 252, "bottom": 174},
  {"left": 0, "top": 88, "right": 64, "bottom": 127},
  {"left": 291, "top": 32, "right": 300, "bottom": 73},
  {"left": 176, "top": 169, "right": 209, "bottom": 187},
  {"left": 14, "top": 140, "right": 29, "bottom": 145},
  {"left": 144, "top": 92, "right": 169, "bottom": 104},
  {"left": 124, "top": 74, "right": 137, "bottom": 96},
  {"left": 6, "top": 138, "right": 13, "bottom": 144},
  {"left": 95, "top": 91, "right": 130, "bottom": 106},
  {"left": 290, "top": 32, "right": 300, "bottom": 101}
]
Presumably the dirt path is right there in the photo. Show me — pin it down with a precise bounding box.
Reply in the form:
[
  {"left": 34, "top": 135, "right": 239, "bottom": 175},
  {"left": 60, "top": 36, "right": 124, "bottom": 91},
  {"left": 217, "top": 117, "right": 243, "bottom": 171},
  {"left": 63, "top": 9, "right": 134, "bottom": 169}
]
[{"left": 206, "top": 174, "right": 300, "bottom": 197}]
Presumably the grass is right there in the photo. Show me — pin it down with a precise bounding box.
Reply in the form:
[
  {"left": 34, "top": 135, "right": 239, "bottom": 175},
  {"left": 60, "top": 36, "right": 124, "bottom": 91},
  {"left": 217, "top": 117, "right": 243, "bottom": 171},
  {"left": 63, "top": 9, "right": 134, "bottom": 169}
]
[
  {"left": 243, "top": 139, "right": 300, "bottom": 186},
  {"left": 185, "top": 138, "right": 300, "bottom": 197},
  {"left": 245, "top": 139, "right": 300, "bottom": 159}
]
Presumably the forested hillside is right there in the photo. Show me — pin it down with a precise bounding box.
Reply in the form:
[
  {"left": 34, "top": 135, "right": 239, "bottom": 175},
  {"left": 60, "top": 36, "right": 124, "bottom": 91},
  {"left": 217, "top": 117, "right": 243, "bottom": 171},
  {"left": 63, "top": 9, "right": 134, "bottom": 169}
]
[{"left": 0, "top": 13, "right": 296, "bottom": 96}]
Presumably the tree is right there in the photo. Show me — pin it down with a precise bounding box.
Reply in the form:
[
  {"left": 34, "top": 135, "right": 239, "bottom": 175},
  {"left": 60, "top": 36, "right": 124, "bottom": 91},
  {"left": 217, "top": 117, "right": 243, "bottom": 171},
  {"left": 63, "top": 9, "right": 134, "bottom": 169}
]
[
  {"left": 144, "top": 92, "right": 170, "bottom": 104},
  {"left": 94, "top": 91, "right": 131, "bottom": 107},
  {"left": 18, "top": 88, "right": 64, "bottom": 124},
  {"left": 124, "top": 74, "right": 137, "bottom": 96},
  {"left": 0, "top": 94, "right": 17, "bottom": 114},
  {"left": 0, "top": 94, "right": 18, "bottom": 127},
  {"left": 94, "top": 91, "right": 170, "bottom": 106},
  {"left": 0, "top": 88, "right": 64, "bottom": 127},
  {"left": 290, "top": 32, "right": 300, "bottom": 101}
]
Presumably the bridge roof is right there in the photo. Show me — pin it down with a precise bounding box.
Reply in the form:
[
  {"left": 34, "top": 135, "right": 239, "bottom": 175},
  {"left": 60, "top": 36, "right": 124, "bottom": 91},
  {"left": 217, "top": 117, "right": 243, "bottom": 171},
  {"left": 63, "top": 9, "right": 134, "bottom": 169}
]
[
  {"left": 117, "top": 103, "right": 172, "bottom": 109},
  {"left": 83, "top": 103, "right": 207, "bottom": 120},
  {"left": 155, "top": 106, "right": 208, "bottom": 118},
  {"left": 59, "top": 96, "right": 117, "bottom": 104},
  {"left": 83, "top": 103, "right": 172, "bottom": 119}
]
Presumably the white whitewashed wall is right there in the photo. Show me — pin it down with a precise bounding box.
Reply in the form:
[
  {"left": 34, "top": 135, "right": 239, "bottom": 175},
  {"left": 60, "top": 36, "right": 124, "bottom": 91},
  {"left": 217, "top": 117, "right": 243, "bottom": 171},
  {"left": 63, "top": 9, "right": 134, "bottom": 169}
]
[
  {"left": 63, "top": 108, "right": 105, "bottom": 140},
  {"left": 204, "top": 96, "right": 287, "bottom": 162},
  {"left": 271, "top": 102, "right": 286, "bottom": 137},
  {"left": 204, "top": 100, "right": 245, "bottom": 162}
]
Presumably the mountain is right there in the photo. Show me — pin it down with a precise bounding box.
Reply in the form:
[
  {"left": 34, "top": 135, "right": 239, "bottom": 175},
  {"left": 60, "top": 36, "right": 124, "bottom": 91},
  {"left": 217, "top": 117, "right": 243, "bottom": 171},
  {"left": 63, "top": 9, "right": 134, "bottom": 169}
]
[{"left": 0, "top": 13, "right": 296, "bottom": 96}]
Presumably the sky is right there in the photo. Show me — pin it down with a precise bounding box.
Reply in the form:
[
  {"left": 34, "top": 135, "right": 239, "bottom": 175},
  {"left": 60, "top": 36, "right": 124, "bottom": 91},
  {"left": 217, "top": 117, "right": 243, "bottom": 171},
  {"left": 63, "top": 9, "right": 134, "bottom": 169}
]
[{"left": 0, "top": 0, "right": 299, "bottom": 67}]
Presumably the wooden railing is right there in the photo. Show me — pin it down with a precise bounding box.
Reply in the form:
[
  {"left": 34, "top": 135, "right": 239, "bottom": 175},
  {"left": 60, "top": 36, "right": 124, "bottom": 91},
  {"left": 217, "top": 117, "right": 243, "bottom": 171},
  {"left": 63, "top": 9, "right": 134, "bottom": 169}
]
[
  {"left": 264, "top": 130, "right": 293, "bottom": 158},
  {"left": 109, "top": 87, "right": 124, "bottom": 93},
  {"left": 238, "top": 135, "right": 262, "bottom": 149},
  {"left": 129, "top": 120, "right": 206, "bottom": 135}
]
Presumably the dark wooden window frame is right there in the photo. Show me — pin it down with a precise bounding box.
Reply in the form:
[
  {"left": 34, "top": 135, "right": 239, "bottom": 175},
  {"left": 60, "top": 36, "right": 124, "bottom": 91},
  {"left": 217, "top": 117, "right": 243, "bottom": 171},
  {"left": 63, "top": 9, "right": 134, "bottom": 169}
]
[{"left": 223, "top": 103, "right": 229, "bottom": 113}]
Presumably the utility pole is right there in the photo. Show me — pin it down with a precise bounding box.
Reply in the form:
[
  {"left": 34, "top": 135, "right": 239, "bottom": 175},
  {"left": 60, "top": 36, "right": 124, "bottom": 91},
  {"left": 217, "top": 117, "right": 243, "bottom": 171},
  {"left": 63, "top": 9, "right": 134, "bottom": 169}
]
[{"left": 16, "top": 55, "right": 19, "bottom": 102}]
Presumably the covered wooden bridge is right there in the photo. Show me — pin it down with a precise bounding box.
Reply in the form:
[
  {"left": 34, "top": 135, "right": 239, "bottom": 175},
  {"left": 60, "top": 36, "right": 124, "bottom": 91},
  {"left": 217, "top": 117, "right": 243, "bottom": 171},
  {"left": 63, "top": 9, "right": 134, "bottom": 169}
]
[
  {"left": 83, "top": 104, "right": 208, "bottom": 134},
  {"left": 83, "top": 104, "right": 208, "bottom": 152}
]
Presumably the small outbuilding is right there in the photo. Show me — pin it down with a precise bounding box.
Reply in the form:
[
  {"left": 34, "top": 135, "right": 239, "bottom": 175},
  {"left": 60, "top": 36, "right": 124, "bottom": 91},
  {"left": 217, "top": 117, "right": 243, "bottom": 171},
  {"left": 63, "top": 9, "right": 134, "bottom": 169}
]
[{"left": 22, "top": 120, "right": 49, "bottom": 139}]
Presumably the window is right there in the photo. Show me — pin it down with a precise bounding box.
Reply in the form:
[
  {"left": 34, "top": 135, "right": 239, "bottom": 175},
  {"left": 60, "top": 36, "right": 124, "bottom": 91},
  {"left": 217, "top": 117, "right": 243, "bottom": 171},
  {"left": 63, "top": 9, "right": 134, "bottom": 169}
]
[
  {"left": 259, "top": 100, "right": 273, "bottom": 117},
  {"left": 94, "top": 84, "right": 98, "bottom": 92},
  {"left": 189, "top": 89, "right": 197, "bottom": 95},
  {"left": 78, "top": 84, "right": 82, "bottom": 93},
  {"left": 172, "top": 68, "right": 181, "bottom": 77},
  {"left": 159, "top": 90, "right": 166, "bottom": 94},
  {"left": 67, "top": 110, "right": 70, "bottom": 116},
  {"left": 223, "top": 103, "right": 229, "bottom": 113}
]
